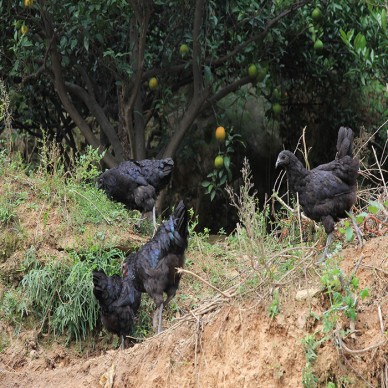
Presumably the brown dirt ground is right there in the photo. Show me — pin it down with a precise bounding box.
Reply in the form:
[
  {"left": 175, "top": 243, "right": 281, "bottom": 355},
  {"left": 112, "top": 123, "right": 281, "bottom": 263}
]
[{"left": 0, "top": 235, "right": 387, "bottom": 388}]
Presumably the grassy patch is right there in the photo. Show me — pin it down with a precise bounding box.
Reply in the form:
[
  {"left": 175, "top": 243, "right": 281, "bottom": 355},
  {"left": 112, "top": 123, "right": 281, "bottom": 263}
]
[{"left": 1, "top": 246, "right": 125, "bottom": 343}]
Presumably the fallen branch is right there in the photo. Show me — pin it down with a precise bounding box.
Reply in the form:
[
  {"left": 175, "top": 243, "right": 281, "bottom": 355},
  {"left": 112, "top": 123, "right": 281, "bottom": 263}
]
[
  {"left": 378, "top": 305, "right": 385, "bottom": 335},
  {"left": 177, "top": 268, "right": 232, "bottom": 299},
  {"left": 336, "top": 334, "right": 386, "bottom": 355},
  {"left": 360, "top": 264, "right": 388, "bottom": 276}
]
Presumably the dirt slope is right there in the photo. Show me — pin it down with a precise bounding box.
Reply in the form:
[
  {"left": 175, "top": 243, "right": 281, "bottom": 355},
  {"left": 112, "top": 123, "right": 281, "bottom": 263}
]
[{"left": 0, "top": 235, "right": 387, "bottom": 387}]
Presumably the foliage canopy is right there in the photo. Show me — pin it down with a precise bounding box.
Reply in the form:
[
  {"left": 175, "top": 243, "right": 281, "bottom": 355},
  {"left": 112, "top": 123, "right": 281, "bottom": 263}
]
[{"left": 1, "top": 0, "right": 386, "bottom": 168}]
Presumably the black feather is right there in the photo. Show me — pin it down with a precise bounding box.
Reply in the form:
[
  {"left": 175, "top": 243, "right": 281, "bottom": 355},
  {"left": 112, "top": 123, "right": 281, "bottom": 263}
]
[
  {"left": 97, "top": 158, "right": 174, "bottom": 213},
  {"left": 92, "top": 270, "right": 141, "bottom": 346},
  {"left": 122, "top": 201, "right": 189, "bottom": 332},
  {"left": 275, "top": 127, "right": 359, "bottom": 236}
]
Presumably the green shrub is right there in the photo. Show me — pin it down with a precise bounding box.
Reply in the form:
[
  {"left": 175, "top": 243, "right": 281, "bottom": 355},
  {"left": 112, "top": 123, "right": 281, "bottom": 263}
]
[{"left": 19, "top": 247, "right": 124, "bottom": 343}]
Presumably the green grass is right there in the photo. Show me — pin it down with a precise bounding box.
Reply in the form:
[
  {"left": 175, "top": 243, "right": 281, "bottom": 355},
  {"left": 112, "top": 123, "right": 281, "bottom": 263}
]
[
  {"left": 3, "top": 246, "right": 125, "bottom": 343},
  {"left": 0, "top": 142, "right": 144, "bottom": 345},
  {"left": 0, "top": 121, "right": 385, "bottom": 388}
]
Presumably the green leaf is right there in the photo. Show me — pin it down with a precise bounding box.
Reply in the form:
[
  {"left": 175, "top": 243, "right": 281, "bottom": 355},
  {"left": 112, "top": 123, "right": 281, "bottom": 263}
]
[
  {"left": 223, "top": 155, "right": 231, "bottom": 169},
  {"left": 70, "top": 39, "right": 78, "bottom": 51},
  {"left": 346, "top": 308, "right": 357, "bottom": 321},
  {"left": 210, "top": 190, "right": 216, "bottom": 201},
  {"left": 359, "top": 288, "right": 369, "bottom": 300},
  {"left": 351, "top": 276, "right": 359, "bottom": 289},
  {"left": 356, "top": 212, "right": 368, "bottom": 223},
  {"left": 201, "top": 181, "right": 211, "bottom": 188},
  {"left": 368, "top": 205, "right": 379, "bottom": 214},
  {"left": 344, "top": 295, "right": 355, "bottom": 308},
  {"left": 368, "top": 200, "right": 383, "bottom": 214},
  {"left": 339, "top": 29, "right": 349, "bottom": 45},
  {"left": 84, "top": 36, "right": 89, "bottom": 52},
  {"left": 381, "top": 8, "right": 387, "bottom": 32},
  {"left": 354, "top": 32, "right": 366, "bottom": 52},
  {"left": 345, "top": 227, "right": 354, "bottom": 242}
]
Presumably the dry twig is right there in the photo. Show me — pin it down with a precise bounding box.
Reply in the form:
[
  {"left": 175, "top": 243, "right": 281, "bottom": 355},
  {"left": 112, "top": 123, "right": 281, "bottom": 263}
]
[
  {"left": 336, "top": 332, "right": 387, "bottom": 355},
  {"left": 177, "top": 268, "right": 232, "bottom": 299}
]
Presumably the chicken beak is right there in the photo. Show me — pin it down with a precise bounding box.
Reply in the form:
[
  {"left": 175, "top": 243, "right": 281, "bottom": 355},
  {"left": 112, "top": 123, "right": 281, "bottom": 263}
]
[{"left": 275, "top": 156, "right": 281, "bottom": 168}]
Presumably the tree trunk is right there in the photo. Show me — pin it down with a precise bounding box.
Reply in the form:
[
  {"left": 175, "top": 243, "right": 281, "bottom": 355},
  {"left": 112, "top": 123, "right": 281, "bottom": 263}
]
[
  {"left": 134, "top": 93, "right": 146, "bottom": 160},
  {"left": 42, "top": 10, "right": 117, "bottom": 167}
]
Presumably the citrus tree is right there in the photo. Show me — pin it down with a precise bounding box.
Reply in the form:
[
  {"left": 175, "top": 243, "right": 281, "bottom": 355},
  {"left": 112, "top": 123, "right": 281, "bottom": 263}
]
[
  {"left": 1, "top": 0, "right": 309, "bottom": 166},
  {"left": 1, "top": 0, "right": 386, "bottom": 168}
]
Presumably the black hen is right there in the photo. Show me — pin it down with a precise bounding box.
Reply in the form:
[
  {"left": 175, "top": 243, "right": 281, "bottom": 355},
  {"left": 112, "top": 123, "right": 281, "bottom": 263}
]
[
  {"left": 122, "top": 200, "right": 189, "bottom": 333},
  {"left": 92, "top": 270, "right": 141, "bottom": 349},
  {"left": 275, "top": 127, "right": 359, "bottom": 260},
  {"left": 97, "top": 158, "right": 174, "bottom": 223}
]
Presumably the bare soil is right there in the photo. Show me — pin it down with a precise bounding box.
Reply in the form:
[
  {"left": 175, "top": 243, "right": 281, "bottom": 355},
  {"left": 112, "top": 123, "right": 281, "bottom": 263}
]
[{"left": 0, "top": 235, "right": 387, "bottom": 388}]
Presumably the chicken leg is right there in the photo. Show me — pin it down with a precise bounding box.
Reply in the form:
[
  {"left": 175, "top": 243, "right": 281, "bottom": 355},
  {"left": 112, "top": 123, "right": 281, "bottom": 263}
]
[
  {"left": 152, "top": 303, "right": 164, "bottom": 334},
  {"left": 318, "top": 232, "right": 333, "bottom": 263},
  {"left": 152, "top": 205, "right": 157, "bottom": 236},
  {"left": 120, "top": 335, "right": 125, "bottom": 350}
]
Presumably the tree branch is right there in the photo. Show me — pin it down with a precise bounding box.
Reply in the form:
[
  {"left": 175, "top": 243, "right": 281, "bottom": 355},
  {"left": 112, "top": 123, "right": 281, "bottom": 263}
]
[
  {"left": 41, "top": 10, "right": 117, "bottom": 167},
  {"left": 66, "top": 66, "right": 126, "bottom": 161},
  {"left": 192, "top": 0, "right": 205, "bottom": 95},
  {"left": 122, "top": 0, "right": 153, "bottom": 159},
  {"left": 212, "top": 0, "right": 310, "bottom": 66},
  {"left": 22, "top": 35, "right": 55, "bottom": 84},
  {"left": 206, "top": 76, "right": 252, "bottom": 106},
  {"left": 163, "top": 88, "right": 210, "bottom": 158},
  {"left": 143, "top": 0, "right": 310, "bottom": 81}
]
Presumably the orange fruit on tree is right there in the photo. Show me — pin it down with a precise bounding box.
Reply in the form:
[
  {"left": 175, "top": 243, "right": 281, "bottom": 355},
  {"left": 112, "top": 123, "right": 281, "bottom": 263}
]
[
  {"left": 179, "top": 44, "right": 189, "bottom": 57},
  {"left": 214, "top": 155, "right": 224, "bottom": 169},
  {"left": 215, "top": 126, "right": 226, "bottom": 142},
  {"left": 24, "top": 0, "right": 33, "bottom": 7},
  {"left": 148, "top": 77, "right": 158, "bottom": 91}
]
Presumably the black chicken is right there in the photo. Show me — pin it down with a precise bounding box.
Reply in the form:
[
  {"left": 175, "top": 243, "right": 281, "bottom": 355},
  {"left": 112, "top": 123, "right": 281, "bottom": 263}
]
[
  {"left": 92, "top": 269, "right": 141, "bottom": 349},
  {"left": 97, "top": 158, "right": 174, "bottom": 224},
  {"left": 122, "top": 200, "right": 189, "bottom": 333},
  {"left": 275, "top": 127, "right": 360, "bottom": 261}
]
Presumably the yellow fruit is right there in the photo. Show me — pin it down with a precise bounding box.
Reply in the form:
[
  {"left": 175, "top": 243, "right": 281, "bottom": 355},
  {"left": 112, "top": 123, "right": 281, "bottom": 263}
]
[
  {"left": 215, "top": 126, "right": 226, "bottom": 142},
  {"left": 179, "top": 44, "right": 189, "bottom": 57},
  {"left": 272, "top": 103, "right": 281, "bottom": 116},
  {"left": 24, "top": 0, "right": 33, "bottom": 7},
  {"left": 214, "top": 155, "right": 224, "bottom": 169},
  {"left": 314, "top": 39, "right": 323, "bottom": 51},
  {"left": 248, "top": 64, "right": 258, "bottom": 80},
  {"left": 312, "top": 7, "right": 322, "bottom": 22},
  {"left": 148, "top": 77, "right": 158, "bottom": 91},
  {"left": 21, "top": 25, "right": 29, "bottom": 35}
]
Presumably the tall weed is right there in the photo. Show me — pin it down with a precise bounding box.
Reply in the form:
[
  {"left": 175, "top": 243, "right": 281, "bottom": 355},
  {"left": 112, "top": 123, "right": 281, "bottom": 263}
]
[{"left": 19, "top": 247, "right": 124, "bottom": 343}]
